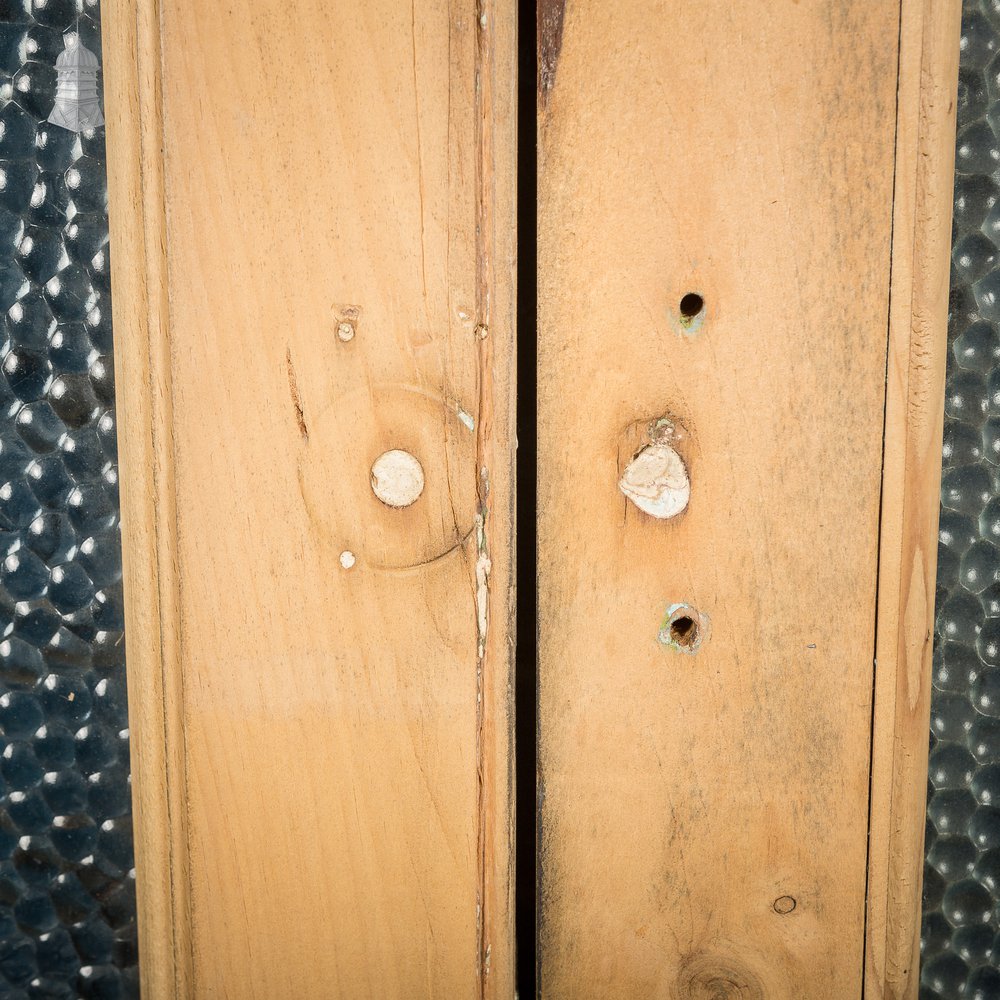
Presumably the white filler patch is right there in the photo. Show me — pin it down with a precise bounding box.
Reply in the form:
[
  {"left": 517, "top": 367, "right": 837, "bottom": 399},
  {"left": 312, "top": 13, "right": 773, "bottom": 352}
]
[
  {"left": 370, "top": 449, "right": 425, "bottom": 508},
  {"left": 619, "top": 443, "right": 690, "bottom": 519}
]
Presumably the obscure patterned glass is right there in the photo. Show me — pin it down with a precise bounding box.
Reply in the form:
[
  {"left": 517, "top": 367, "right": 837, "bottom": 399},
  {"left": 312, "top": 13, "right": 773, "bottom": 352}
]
[
  {"left": 924, "top": 3, "right": 1000, "bottom": 996},
  {"left": 0, "top": 2, "right": 138, "bottom": 998}
]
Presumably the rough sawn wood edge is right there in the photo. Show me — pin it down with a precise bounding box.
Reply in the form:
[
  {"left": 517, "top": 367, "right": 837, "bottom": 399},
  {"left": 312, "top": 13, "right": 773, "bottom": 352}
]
[{"left": 866, "top": 2, "right": 961, "bottom": 998}]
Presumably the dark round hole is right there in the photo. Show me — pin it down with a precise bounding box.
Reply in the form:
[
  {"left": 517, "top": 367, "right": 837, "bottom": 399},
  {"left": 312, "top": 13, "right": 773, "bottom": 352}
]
[
  {"left": 670, "top": 615, "right": 698, "bottom": 648},
  {"left": 679, "top": 292, "right": 704, "bottom": 319}
]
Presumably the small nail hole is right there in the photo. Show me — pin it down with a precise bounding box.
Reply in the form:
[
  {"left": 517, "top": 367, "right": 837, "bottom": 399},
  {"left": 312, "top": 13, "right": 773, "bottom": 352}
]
[{"left": 679, "top": 292, "right": 704, "bottom": 320}]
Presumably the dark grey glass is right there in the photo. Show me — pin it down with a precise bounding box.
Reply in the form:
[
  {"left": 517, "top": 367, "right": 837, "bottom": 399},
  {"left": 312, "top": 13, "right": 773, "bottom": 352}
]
[
  {"left": 0, "top": 2, "right": 138, "bottom": 998},
  {"left": 924, "top": 3, "right": 1000, "bottom": 997}
]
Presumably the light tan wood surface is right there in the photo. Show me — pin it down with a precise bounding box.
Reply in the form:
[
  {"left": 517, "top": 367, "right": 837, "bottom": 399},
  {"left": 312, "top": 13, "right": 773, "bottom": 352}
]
[
  {"left": 103, "top": 2, "right": 516, "bottom": 997},
  {"left": 536, "top": 2, "right": 957, "bottom": 998}
]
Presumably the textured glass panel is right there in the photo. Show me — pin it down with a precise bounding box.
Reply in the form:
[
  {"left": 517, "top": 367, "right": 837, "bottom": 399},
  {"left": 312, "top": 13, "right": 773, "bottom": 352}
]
[
  {"left": 0, "top": 2, "right": 138, "bottom": 998},
  {"left": 925, "top": 3, "right": 1000, "bottom": 996}
]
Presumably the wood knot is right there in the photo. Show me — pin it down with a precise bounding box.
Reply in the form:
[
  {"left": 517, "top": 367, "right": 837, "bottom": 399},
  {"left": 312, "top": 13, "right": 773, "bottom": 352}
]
[{"left": 676, "top": 954, "right": 765, "bottom": 1000}]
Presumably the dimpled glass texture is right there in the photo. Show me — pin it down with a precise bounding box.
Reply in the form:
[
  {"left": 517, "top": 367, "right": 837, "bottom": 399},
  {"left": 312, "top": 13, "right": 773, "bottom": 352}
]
[
  {"left": 0, "top": 1, "right": 138, "bottom": 998},
  {"left": 925, "top": 4, "right": 1000, "bottom": 997}
]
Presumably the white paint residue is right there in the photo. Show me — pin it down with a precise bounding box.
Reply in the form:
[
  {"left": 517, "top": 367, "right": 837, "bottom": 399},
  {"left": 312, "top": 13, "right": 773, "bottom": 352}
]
[
  {"left": 370, "top": 450, "right": 424, "bottom": 508},
  {"left": 339, "top": 551, "right": 356, "bottom": 570},
  {"left": 475, "top": 513, "right": 491, "bottom": 659},
  {"left": 457, "top": 408, "right": 476, "bottom": 431},
  {"left": 619, "top": 443, "right": 690, "bottom": 519}
]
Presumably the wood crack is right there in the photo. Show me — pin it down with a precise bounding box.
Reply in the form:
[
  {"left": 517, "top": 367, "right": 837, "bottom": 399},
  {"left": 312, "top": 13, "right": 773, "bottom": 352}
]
[{"left": 285, "top": 348, "right": 308, "bottom": 441}]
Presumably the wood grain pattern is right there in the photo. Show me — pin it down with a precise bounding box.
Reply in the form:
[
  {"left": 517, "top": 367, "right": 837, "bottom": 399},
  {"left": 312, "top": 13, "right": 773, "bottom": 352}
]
[
  {"left": 103, "top": 2, "right": 516, "bottom": 997},
  {"left": 536, "top": 2, "right": 956, "bottom": 997},
  {"left": 866, "top": 3, "right": 961, "bottom": 998}
]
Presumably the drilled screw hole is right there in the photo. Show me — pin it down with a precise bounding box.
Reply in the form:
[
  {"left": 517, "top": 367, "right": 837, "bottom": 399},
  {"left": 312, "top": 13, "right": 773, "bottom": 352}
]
[
  {"left": 658, "top": 604, "right": 709, "bottom": 654},
  {"left": 679, "top": 292, "right": 704, "bottom": 320},
  {"left": 670, "top": 615, "right": 698, "bottom": 648}
]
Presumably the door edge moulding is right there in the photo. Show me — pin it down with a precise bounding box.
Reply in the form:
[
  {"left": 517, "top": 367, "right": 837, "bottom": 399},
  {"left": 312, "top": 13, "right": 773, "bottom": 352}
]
[{"left": 867, "top": 2, "right": 962, "bottom": 998}]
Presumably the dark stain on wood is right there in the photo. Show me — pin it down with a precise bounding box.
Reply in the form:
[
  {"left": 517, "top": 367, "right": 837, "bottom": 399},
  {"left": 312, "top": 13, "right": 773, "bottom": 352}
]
[{"left": 538, "top": 0, "right": 566, "bottom": 107}]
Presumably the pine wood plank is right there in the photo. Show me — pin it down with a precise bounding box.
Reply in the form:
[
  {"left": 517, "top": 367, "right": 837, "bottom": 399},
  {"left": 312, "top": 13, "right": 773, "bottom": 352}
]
[
  {"left": 536, "top": 2, "right": 956, "bottom": 996},
  {"left": 103, "top": 2, "right": 516, "bottom": 997}
]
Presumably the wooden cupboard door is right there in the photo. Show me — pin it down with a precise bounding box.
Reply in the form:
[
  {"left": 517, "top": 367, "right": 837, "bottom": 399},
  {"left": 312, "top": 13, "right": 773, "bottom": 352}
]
[
  {"left": 103, "top": 2, "right": 516, "bottom": 998},
  {"left": 100, "top": 0, "right": 961, "bottom": 994},
  {"left": 536, "top": 2, "right": 958, "bottom": 998}
]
